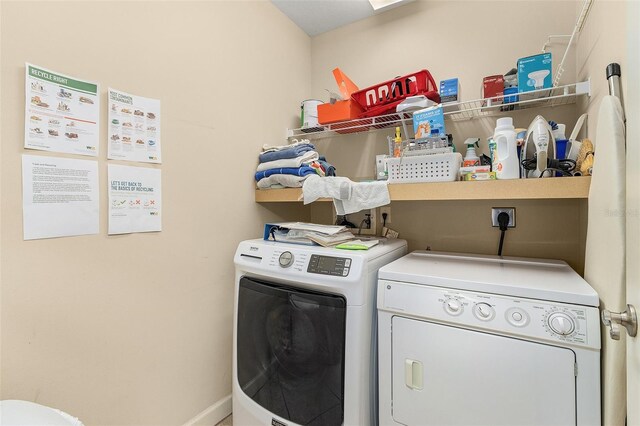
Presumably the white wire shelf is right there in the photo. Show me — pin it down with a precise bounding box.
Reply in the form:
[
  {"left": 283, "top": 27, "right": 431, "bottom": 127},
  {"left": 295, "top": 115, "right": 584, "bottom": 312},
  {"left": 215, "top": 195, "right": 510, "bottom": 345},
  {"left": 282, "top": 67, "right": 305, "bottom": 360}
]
[
  {"left": 446, "top": 80, "right": 590, "bottom": 121},
  {"left": 287, "top": 80, "right": 590, "bottom": 139},
  {"left": 287, "top": 111, "right": 414, "bottom": 140}
]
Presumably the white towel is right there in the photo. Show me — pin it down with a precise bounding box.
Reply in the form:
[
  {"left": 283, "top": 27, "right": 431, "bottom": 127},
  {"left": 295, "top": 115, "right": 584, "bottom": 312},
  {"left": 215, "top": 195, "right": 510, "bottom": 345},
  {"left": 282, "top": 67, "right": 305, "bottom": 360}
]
[
  {"left": 262, "top": 139, "right": 311, "bottom": 153},
  {"left": 256, "top": 151, "right": 319, "bottom": 172},
  {"left": 303, "top": 175, "right": 352, "bottom": 203},
  {"left": 257, "top": 174, "right": 309, "bottom": 189},
  {"left": 303, "top": 175, "right": 390, "bottom": 215},
  {"left": 584, "top": 95, "right": 626, "bottom": 426}
]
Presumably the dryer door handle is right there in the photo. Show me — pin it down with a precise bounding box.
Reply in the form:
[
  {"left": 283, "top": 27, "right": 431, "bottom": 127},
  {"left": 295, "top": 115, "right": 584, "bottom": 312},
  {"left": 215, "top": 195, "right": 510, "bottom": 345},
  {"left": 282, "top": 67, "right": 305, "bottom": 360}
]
[{"left": 404, "top": 359, "right": 423, "bottom": 390}]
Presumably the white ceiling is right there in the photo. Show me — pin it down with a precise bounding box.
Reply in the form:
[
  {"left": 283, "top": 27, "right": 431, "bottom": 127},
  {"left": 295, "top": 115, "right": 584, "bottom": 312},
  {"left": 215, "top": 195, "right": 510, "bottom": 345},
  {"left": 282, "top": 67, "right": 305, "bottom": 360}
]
[{"left": 271, "top": 0, "right": 406, "bottom": 37}]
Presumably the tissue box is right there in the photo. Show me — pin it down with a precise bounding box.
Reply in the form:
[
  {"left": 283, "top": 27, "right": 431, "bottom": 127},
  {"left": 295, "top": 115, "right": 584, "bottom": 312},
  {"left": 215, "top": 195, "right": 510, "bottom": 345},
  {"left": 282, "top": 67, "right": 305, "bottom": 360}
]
[
  {"left": 318, "top": 67, "right": 364, "bottom": 124},
  {"left": 413, "top": 105, "right": 446, "bottom": 139},
  {"left": 318, "top": 100, "right": 364, "bottom": 124},
  {"left": 518, "top": 53, "right": 552, "bottom": 93}
]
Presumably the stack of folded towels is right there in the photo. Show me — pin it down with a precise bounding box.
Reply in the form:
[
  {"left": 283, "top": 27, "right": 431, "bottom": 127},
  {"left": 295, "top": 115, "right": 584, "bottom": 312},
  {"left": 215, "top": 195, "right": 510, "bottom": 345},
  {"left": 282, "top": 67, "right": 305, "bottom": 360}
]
[{"left": 255, "top": 139, "right": 336, "bottom": 189}]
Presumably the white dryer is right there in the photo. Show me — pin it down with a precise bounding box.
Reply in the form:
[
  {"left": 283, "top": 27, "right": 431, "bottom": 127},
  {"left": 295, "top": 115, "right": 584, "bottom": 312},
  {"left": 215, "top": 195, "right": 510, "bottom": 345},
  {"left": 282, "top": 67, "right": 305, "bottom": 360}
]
[
  {"left": 377, "top": 251, "right": 601, "bottom": 426},
  {"left": 233, "top": 238, "right": 407, "bottom": 426}
]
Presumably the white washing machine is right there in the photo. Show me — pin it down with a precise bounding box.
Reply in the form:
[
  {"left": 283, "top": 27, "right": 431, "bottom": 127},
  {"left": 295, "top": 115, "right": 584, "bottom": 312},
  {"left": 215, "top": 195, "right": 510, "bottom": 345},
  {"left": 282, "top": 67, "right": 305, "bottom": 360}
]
[
  {"left": 377, "top": 251, "right": 601, "bottom": 426},
  {"left": 233, "top": 238, "right": 407, "bottom": 426}
]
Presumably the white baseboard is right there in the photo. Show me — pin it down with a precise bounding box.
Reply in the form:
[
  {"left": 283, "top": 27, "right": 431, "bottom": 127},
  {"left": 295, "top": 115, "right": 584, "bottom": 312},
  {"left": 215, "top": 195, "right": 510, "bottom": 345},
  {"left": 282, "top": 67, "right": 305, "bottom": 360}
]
[{"left": 182, "top": 394, "right": 232, "bottom": 426}]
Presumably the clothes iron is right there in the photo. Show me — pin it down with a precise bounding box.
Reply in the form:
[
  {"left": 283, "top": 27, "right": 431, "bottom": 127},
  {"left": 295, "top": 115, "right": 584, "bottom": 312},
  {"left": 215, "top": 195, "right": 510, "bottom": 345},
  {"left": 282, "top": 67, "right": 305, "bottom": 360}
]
[{"left": 521, "top": 115, "right": 556, "bottom": 177}]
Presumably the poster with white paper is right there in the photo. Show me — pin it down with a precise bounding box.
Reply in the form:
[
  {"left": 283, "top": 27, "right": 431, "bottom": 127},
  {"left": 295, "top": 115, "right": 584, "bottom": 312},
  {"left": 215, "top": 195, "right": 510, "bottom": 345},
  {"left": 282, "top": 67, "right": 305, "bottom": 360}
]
[
  {"left": 22, "top": 154, "right": 99, "bottom": 240},
  {"left": 108, "top": 164, "right": 162, "bottom": 235},
  {"left": 24, "top": 63, "right": 100, "bottom": 156},
  {"left": 107, "top": 88, "right": 161, "bottom": 164}
]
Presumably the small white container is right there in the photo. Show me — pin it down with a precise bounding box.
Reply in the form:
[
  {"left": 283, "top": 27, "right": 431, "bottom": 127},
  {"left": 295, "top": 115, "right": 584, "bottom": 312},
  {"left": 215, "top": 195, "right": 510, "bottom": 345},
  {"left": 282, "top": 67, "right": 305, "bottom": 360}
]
[
  {"left": 493, "top": 117, "right": 519, "bottom": 179},
  {"left": 300, "top": 99, "right": 323, "bottom": 128}
]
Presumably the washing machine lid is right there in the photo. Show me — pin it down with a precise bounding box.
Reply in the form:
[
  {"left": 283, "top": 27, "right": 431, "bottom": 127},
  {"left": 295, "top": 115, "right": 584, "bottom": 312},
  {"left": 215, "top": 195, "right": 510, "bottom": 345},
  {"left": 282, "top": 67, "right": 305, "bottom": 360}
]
[{"left": 379, "top": 251, "right": 599, "bottom": 306}]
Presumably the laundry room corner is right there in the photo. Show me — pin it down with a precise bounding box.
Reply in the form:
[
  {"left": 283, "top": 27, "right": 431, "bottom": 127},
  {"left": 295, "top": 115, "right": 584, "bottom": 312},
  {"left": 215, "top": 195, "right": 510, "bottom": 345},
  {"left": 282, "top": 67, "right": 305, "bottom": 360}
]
[
  {"left": 2, "top": 0, "right": 638, "bottom": 425},
  {"left": 0, "top": 1, "right": 312, "bottom": 424}
]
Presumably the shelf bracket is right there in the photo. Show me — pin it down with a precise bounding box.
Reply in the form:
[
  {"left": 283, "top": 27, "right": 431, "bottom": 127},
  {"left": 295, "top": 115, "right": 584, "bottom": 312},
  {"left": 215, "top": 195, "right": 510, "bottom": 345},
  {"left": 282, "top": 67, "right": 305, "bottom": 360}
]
[{"left": 576, "top": 79, "right": 591, "bottom": 97}]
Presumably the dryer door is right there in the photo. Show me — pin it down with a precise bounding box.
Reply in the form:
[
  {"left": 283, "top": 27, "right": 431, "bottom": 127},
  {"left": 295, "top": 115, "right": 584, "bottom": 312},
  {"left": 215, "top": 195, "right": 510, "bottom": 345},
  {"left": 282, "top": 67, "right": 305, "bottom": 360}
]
[
  {"left": 392, "top": 317, "right": 577, "bottom": 426},
  {"left": 237, "top": 276, "right": 346, "bottom": 426}
]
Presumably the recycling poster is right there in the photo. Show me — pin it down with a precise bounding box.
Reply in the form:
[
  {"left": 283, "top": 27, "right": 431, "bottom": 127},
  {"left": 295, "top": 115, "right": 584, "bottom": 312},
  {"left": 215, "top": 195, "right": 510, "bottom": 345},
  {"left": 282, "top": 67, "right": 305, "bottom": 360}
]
[
  {"left": 108, "top": 88, "right": 161, "bottom": 164},
  {"left": 108, "top": 164, "right": 162, "bottom": 235},
  {"left": 24, "top": 63, "right": 100, "bottom": 156}
]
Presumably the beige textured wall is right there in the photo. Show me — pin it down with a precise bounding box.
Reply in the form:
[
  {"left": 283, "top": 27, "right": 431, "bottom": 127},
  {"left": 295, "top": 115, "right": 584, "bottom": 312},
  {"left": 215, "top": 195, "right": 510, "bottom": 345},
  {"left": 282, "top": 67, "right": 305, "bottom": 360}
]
[
  {"left": 309, "top": 0, "right": 591, "bottom": 272},
  {"left": 0, "top": 1, "right": 310, "bottom": 425}
]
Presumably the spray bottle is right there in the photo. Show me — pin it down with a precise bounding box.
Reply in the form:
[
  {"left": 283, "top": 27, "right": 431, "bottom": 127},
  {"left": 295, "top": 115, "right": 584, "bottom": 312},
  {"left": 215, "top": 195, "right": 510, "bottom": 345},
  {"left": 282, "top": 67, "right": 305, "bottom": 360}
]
[
  {"left": 393, "top": 127, "right": 403, "bottom": 158},
  {"left": 463, "top": 138, "right": 481, "bottom": 167}
]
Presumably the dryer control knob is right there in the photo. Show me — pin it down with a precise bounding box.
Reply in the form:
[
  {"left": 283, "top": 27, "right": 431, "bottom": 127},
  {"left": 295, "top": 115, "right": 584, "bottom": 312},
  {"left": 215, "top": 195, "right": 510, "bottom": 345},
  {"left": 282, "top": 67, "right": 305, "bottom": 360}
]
[
  {"left": 444, "top": 299, "right": 463, "bottom": 316},
  {"left": 473, "top": 303, "right": 495, "bottom": 321},
  {"left": 548, "top": 312, "right": 576, "bottom": 336}
]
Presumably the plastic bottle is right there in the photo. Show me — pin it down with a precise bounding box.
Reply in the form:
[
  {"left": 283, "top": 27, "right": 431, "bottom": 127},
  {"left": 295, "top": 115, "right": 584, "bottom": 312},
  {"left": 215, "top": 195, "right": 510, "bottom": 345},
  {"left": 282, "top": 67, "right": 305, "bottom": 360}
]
[
  {"left": 487, "top": 137, "right": 497, "bottom": 169},
  {"left": 493, "top": 117, "right": 519, "bottom": 179},
  {"left": 463, "top": 139, "right": 480, "bottom": 167},
  {"left": 393, "top": 127, "right": 402, "bottom": 158}
]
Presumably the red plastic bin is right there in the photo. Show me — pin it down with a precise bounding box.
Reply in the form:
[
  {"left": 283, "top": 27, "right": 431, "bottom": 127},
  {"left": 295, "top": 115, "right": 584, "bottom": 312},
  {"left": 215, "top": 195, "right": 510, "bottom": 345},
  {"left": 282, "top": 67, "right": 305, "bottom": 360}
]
[{"left": 351, "top": 70, "right": 440, "bottom": 118}]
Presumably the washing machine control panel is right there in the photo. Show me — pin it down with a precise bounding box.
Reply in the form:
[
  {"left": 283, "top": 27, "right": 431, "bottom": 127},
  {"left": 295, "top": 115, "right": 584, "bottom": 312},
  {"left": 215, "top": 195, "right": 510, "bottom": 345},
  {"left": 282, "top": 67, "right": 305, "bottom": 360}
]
[
  {"left": 307, "top": 254, "right": 351, "bottom": 276},
  {"left": 380, "top": 281, "right": 600, "bottom": 349},
  {"left": 268, "top": 249, "right": 310, "bottom": 273}
]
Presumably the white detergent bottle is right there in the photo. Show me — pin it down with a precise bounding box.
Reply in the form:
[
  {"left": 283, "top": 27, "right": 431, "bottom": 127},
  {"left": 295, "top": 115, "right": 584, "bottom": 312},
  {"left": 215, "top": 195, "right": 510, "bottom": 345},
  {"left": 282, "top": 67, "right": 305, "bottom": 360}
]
[{"left": 493, "top": 117, "right": 519, "bottom": 179}]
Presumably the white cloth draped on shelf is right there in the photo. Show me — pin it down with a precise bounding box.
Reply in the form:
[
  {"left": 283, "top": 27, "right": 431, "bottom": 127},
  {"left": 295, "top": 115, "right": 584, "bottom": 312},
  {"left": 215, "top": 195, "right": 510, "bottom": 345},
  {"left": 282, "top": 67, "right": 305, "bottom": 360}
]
[
  {"left": 302, "top": 175, "right": 390, "bottom": 215},
  {"left": 584, "top": 95, "right": 626, "bottom": 426}
]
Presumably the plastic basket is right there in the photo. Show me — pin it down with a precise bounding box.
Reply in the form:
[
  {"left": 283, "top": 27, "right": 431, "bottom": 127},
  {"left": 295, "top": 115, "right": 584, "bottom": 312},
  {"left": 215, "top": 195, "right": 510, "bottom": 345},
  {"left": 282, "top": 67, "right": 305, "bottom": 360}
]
[
  {"left": 351, "top": 70, "right": 441, "bottom": 118},
  {"left": 386, "top": 152, "right": 462, "bottom": 183}
]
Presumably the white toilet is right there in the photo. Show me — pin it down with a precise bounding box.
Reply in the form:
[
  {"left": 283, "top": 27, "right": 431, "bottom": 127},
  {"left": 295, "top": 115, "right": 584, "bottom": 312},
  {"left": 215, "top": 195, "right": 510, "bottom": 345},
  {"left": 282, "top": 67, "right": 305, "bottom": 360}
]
[{"left": 0, "top": 400, "right": 83, "bottom": 426}]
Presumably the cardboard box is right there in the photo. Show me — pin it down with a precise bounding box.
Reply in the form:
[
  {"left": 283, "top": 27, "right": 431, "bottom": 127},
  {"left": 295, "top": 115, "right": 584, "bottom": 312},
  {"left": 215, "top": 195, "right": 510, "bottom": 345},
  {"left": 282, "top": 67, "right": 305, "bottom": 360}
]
[
  {"left": 440, "top": 78, "right": 460, "bottom": 103},
  {"left": 518, "top": 53, "right": 552, "bottom": 93},
  {"left": 413, "top": 105, "right": 446, "bottom": 139},
  {"left": 482, "top": 75, "right": 504, "bottom": 104},
  {"left": 463, "top": 172, "right": 497, "bottom": 181}
]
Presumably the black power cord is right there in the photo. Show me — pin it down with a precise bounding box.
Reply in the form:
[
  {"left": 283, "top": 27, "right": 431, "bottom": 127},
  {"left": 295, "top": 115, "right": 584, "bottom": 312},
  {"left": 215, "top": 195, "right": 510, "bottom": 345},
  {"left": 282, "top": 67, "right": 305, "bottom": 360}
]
[
  {"left": 521, "top": 155, "right": 576, "bottom": 177},
  {"left": 497, "top": 212, "right": 510, "bottom": 256}
]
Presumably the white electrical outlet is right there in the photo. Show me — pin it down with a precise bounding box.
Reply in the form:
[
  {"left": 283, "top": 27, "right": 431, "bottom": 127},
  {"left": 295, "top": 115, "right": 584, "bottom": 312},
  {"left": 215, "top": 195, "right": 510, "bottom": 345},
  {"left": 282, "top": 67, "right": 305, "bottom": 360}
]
[
  {"left": 380, "top": 206, "right": 391, "bottom": 224},
  {"left": 491, "top": 207, "right": 516, "bottom": 228}
]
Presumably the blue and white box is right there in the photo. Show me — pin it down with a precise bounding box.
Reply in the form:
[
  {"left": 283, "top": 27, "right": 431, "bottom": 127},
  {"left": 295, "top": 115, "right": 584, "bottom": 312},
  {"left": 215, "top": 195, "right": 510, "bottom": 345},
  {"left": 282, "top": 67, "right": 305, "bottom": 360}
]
[
  {"left": 413, "top": 105, "right": 446, "bottom": 139},
  {"left": 439, "top": 78, "right": 460, "bottom": 103},
  {"left": 518, "top": 53, "right": 552, "bottom": 93}
]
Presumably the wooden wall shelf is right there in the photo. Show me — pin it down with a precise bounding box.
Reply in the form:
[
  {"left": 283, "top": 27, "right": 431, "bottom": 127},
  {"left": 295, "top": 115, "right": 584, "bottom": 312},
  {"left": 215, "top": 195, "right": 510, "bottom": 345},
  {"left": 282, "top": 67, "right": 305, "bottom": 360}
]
[{"left": 255, "top": 177, "right": 591, "bottom": 203}]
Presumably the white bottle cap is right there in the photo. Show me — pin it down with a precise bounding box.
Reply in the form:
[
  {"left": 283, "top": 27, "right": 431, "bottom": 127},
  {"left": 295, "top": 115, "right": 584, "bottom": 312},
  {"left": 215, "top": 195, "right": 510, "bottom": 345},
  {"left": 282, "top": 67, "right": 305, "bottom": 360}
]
[{"left": 496, "top": 117, "right": 513, "bottom": 128}]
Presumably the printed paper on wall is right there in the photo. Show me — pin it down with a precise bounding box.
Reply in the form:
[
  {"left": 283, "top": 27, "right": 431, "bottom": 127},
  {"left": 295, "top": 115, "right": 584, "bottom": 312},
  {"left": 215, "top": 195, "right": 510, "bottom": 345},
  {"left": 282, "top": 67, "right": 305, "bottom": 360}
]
[
  {"left": 108, "top": 164, "right": 162, "bottom": 235},
  {"left": 22, "top": 154, "right": 99, "bottom": 240},
  {"left": 24, "top": 63, "right": 100, "bottom": 156},
  {"left": 108, "top": 88, "right": 161, "bottom": 164}
]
